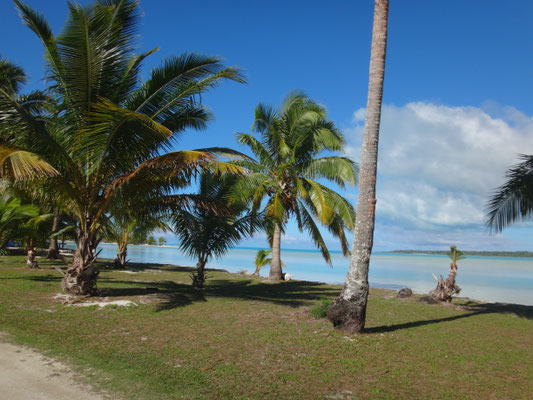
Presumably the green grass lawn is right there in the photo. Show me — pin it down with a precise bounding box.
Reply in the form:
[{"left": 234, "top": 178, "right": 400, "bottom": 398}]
[{"left": 1, "top": 255, "right": 532, "bottom": 399}]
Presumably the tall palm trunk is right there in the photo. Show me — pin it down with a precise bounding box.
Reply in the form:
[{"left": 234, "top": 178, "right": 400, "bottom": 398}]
[
  {"left": 47, "top": 211, "right": 59, "bottom": 259},
  {"left": 269, "top": 222, "right": 283, "bottom": 280},
  {"left": 328, "top": 0, "right": 389, "bottom": 334},
  {"left": 61, "top": 217, "right": 99, "bottom": 295}
]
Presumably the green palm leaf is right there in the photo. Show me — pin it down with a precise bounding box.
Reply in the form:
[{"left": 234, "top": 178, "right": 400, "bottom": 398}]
[
  {"left": 0, "top": 146, "right": 58, "bottom": 179},
  {"left": 486, "top": 154, "right": 533, "bottom": 232}
]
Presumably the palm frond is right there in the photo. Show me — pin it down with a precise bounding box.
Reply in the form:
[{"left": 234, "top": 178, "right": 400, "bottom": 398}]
[
  {"left": 294, "top": 201, "right": 331, "bottom": 265},
  {"left": 129, "top": 53, "right": 245, "bottom": 116},
  {"left": 0, "top": 145, "right": 58, "bottom": 179},
  {"left": 486, "top": 154, "right": 533, "bottom": 232},
  {"left": 252, "top": 103, "right": 276, "bottom": 133},
  {"left": 298, "top": 156, "right": 358, "bottom": 189},
  {"left": 235, "top": 132, "right": 275, "bottom": 167},
  {"left": 14, "top": 0, "right": 68, "bottom": 99},
  {"left": 172, "top": 172, "right": 265, "bottom": 263},
  {"left": 0, "top": 56, "right": 27, "bottom": 93}
]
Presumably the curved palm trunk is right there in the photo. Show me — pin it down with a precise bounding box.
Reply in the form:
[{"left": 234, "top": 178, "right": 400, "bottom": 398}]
[
  {"left": 47, "top": 212, "right": 60, "bottom": 259},
  {"left": 61, "top": 222, "right": 99, "bottom": 295},
  {"left": 114, "top": 241, "right": 128, "bottom": 269},
  {"left": 269, "top": 222, "right": 283, "bottom": 281},
  {"left": 328, "top": 0, "right": 389, "bottom": 334}
]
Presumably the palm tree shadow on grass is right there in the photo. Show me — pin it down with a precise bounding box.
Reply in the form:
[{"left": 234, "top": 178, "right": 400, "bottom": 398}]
[
  {"left": 1, "top": 274, "right": 61, "bottom": 283},
  {"left": 93, "top": 273, "right": 533, "bottom": 326},
  {"left": 94, "top": 260, "right": 200, "bottom": 273},
  {"left": 12, "top": 264, "right": 533, "bottom": 330},
  {"left": 366, "top": 300, "right": 533, "bottom": 333},
  {"left": 93, "top": 274, "right": 339, "bottom": 311},
  {"left": 96, "top": 279, "right": 206, "bottom": 310}
]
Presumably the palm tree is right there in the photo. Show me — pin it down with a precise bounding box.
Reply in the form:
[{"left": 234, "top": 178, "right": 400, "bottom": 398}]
[
  {"left": 0, "top": 56, "right": 26, "bottom": 94},
  {"left": 0, "top": 192, "right": 39, "bottom": 253},
  {"left": 429, "top": 246, "right": 464, "bottom": 302},
  {"left": 173, "top": 173, "right": 265, "bottom": 288},
  {"left": 253, "top": 249, "right": 271, "bottom": 276},
  {"left": 19, "top": 210, "right": 53, "bottom": 268},
  {"left": 0, "top": 54, "right": 51, "bottom": 177},
  {"left": 4, "top": 178, "right": 73, "bottom": 263},
  {"left": 0, "top": 0, "right": 245, "bottom": 295},
  {"left": 328, "top": 0, "right": 389, "bottom": 333},
  {"left": 486, "top": 154, "right": 533, "bottom": 232},
  {"left": 103, "top": 206, "right": 170, "bottom": 268},
  {"left": 252, "top": 248, "right": 286, "bottom": 277},
  {"left": 234, "top": 92, "right": 357, "bottom": 280}
]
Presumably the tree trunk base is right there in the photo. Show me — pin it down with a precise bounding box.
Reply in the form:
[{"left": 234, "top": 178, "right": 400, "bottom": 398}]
[
  {"left": 61, "top": 268, "right": 99, "bottom": 296},
  {"left": 47, "top": 248, "right": 60, "bottom": 260},
  {"left": 114, "top": 258, "right": 126, "bottom": 269},
  {"left": 429, "top": 274, "right": 461, "bottom": 302},
  {"left": 190, "top": 271, "right": 206, "bottom": 288},
  {"left": 269, "top": 265, "right": 282, "bottom": 281},
  {"left": 27, "top": 250, "right": 39, "bottom": 269},
  {"left": 114, "top": 249, "right": 127, "bottom": 269},
  {"left": 191, "top": 261, "right": 206, "bottom": 288},
  {"left": 327, "top": 293, "right": 368, "bottom": 334}
]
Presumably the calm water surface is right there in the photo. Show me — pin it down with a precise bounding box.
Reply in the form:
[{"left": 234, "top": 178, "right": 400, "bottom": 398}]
[{"left": 71, "top": 244, "right": 533, "bottom": 306}]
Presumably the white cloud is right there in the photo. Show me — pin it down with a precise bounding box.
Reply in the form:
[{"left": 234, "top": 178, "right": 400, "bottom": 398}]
[
  {"left": 372, "top": 222, "right": 528, "bottom": 251},
  {"left": 345, "top": 102, "right": 533, "bottom": 229}
]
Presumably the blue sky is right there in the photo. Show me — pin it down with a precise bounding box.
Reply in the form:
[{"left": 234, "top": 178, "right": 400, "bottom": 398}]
[{"left": 2, "top": 0, "right": 533, "bottom": 251}]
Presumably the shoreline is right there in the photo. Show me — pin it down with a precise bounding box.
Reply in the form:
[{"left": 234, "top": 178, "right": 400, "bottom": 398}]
[
  {"left": 98, "top": 257, "right": 533, "bottom": 308},
  {"left": 64, "top": 241, "right": 533, "bottom": 258},
  {"left": 59, "top": 244, "right": 533, "bottom": 307}
]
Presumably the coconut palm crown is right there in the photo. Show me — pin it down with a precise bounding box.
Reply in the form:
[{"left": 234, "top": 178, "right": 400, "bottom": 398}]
[
  {"left": 253, "top": 249, "right": 271, "bottom": 276},
  {"left": 103, "top": 201, "right": 171, "bottom": 269},
  {"left": 173, "top": 172, "right": 266, "bottom": 288},
  {"left": 0, "top": 0, "right": 245, "bottom": 294},
  {"left": 234, "top": 92, "right": 358, "bottom": 280}
]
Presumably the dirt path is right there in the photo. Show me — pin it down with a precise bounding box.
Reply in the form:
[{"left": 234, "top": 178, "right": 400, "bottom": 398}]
[{"left": 0, "top": 336, "right": 107, "bottom": 400}]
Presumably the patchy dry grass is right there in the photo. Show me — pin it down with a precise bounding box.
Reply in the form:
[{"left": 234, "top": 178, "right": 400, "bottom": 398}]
[{"left": 0, "top": 255, "right": 532, "bottom": 399}]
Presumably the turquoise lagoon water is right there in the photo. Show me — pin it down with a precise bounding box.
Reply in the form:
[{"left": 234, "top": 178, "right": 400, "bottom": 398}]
[{"left": 71, "top": 243, "right": 533, "bottom": 306}]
